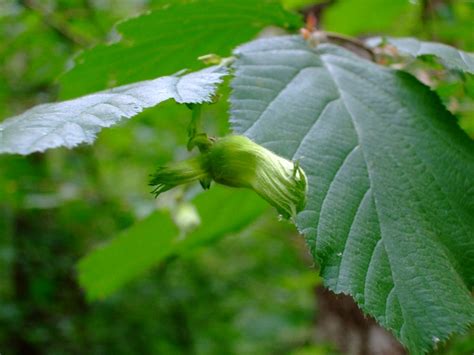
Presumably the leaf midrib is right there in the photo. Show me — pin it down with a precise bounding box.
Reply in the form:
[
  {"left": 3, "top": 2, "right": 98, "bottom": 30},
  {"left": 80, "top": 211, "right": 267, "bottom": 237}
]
[
  {"left": 318, "top": 54, "right": 413, "bottom": 344},
  {"left": 236, "top": 44, "right": 403, "bottom": 329}
]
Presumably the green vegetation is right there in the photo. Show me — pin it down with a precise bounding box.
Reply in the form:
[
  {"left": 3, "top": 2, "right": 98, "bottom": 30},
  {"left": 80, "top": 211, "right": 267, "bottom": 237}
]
[{"left": 1, "top": 1, "right": 473, "bottom": 354}]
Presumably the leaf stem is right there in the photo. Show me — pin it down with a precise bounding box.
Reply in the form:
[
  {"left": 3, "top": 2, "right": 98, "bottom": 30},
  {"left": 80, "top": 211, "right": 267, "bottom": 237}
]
[
  {"left": 310, "top": 30, "right": 376, "bottom": 61},
  {"left": 187, "top": 104, "right": 202, "bottom": 143}
]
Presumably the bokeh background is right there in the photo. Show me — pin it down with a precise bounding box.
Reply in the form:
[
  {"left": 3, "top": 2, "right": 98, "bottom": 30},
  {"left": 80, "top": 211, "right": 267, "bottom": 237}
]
[{"left": 0, "top": 1, "right": 473, "bottom": 354}]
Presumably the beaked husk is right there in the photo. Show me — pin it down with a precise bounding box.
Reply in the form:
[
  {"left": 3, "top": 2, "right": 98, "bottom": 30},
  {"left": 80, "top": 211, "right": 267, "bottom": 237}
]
[{"left": 150, "top": 135, "right": 307, "bottom": 219}]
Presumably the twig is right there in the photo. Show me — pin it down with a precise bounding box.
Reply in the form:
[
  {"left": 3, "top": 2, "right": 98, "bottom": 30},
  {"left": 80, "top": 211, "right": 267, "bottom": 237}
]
[{"left": 19, "top": 0, "right": 91, "bottom": 47}]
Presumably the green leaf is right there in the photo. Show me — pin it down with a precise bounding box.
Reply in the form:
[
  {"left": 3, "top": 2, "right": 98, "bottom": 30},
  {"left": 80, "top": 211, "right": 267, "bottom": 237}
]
[
  {"left": 230, "top": 36, "right": 474, "bottom": 354},
  {"left": 78, "top": 186, "right": 268, "bottom": 300},
  {"left": 322, "top": 0, "right": 417, "bottom": 36},
  {"left": 281, "top": 0, "right": 325, "bottom": 10},
  {"left": 368, "top": 37, "right": 474, "bottom": 74},
  {"left": 59, "top": 0, "right": 302, "bottom": 99},
  {"left": 0, "top": 66, "right": 227, "bottom": 155}
]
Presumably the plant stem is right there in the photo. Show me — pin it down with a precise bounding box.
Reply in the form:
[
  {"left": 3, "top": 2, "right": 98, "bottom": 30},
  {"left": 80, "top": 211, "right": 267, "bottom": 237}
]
[
  {"left": 323, "top": 31, "right": 376, "bottom": 61},
  {"left": 188, "top": 104, "right": 202, "bottom": 140}
]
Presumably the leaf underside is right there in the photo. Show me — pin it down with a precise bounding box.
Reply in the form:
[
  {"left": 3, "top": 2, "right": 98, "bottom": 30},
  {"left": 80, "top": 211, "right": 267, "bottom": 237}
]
[
  {"left": 368, "top": 36, "right": 474, "bottom": 74},
  {"left": 0, "top": 66, "right": 227, "bottom": 155},
  {"left": 230, "top": 35, "right": 474, "bottom": 354}
]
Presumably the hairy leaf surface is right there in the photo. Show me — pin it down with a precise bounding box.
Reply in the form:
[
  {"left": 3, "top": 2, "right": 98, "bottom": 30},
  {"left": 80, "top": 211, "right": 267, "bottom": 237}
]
[
  {"left": 230, "top": 36, "right": 474, "bottom": 354},
  {"left": 368, "top": 37, "right": 474, "bottom": 73},
  {"left": 78, "top": 186, "right": 268, "bottom": 300},
  {"left": 59, "top": 0, "right": 302, "bottom": 99},
  {"left": 0, "top": 66, "right": 227, "bottom": 155}
]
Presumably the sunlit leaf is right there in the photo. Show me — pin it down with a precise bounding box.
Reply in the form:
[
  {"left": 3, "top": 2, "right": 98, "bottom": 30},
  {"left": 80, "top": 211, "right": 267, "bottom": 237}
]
[
  {"left": 322, "top": 0, "right": 416, "bottom": 36},
  {"left": 59, "top": 0, "right": 302, "bottom": 99},
  {"left": 281, "top": 0, "right": 325, "bottom": 10}
]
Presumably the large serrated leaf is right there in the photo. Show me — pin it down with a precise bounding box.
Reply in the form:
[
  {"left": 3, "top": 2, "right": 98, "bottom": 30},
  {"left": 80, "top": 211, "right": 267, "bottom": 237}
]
[
  {"left": 59, "top": 0, "right": 302, "bottom": 99},
  {"left": 0, "top": 66, "right": 227, "bottom": 155},
  {"left": 230, "top": 36, "right": 474, "bottom": 354},
  {"left": 368, "top": 37, "right": 474, "bottom": 74}
]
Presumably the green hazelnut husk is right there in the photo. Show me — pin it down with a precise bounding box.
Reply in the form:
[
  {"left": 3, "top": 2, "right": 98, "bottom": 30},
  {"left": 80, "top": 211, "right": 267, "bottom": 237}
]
[
  {"left": 150, "top": 135, "right": 307, "bottom": 220},
  {"left": 149, "top": 156, "right": 208, "bottom": 196}
]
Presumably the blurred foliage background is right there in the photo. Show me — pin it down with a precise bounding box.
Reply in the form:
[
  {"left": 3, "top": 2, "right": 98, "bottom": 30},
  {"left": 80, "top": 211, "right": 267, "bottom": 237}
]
[{"left": 0, "top": 0, "right": 472, "bottom": 354}]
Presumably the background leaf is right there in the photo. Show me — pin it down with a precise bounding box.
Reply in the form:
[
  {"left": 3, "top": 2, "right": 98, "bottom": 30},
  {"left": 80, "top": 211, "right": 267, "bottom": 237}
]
[
  {"left": 58, "top": 0, "right": 302, "bottom": 99},
  {"left": 368, "top": 37, "right": 474, "bottom": 73},
  {"left": 281, "top": 0, "right": 326, "bottom": 10},
  {"left": 322, "top": 0, "right": 418, "bottom": 36},
  {"left": 230, "top": 36, "right": 474, "bottom": 354},
  {"left": 78, "top": 186, "right": 268, "bottom": 300},
  {"left": 0, "top": 66, "right": 227, "bottom": 155}
]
